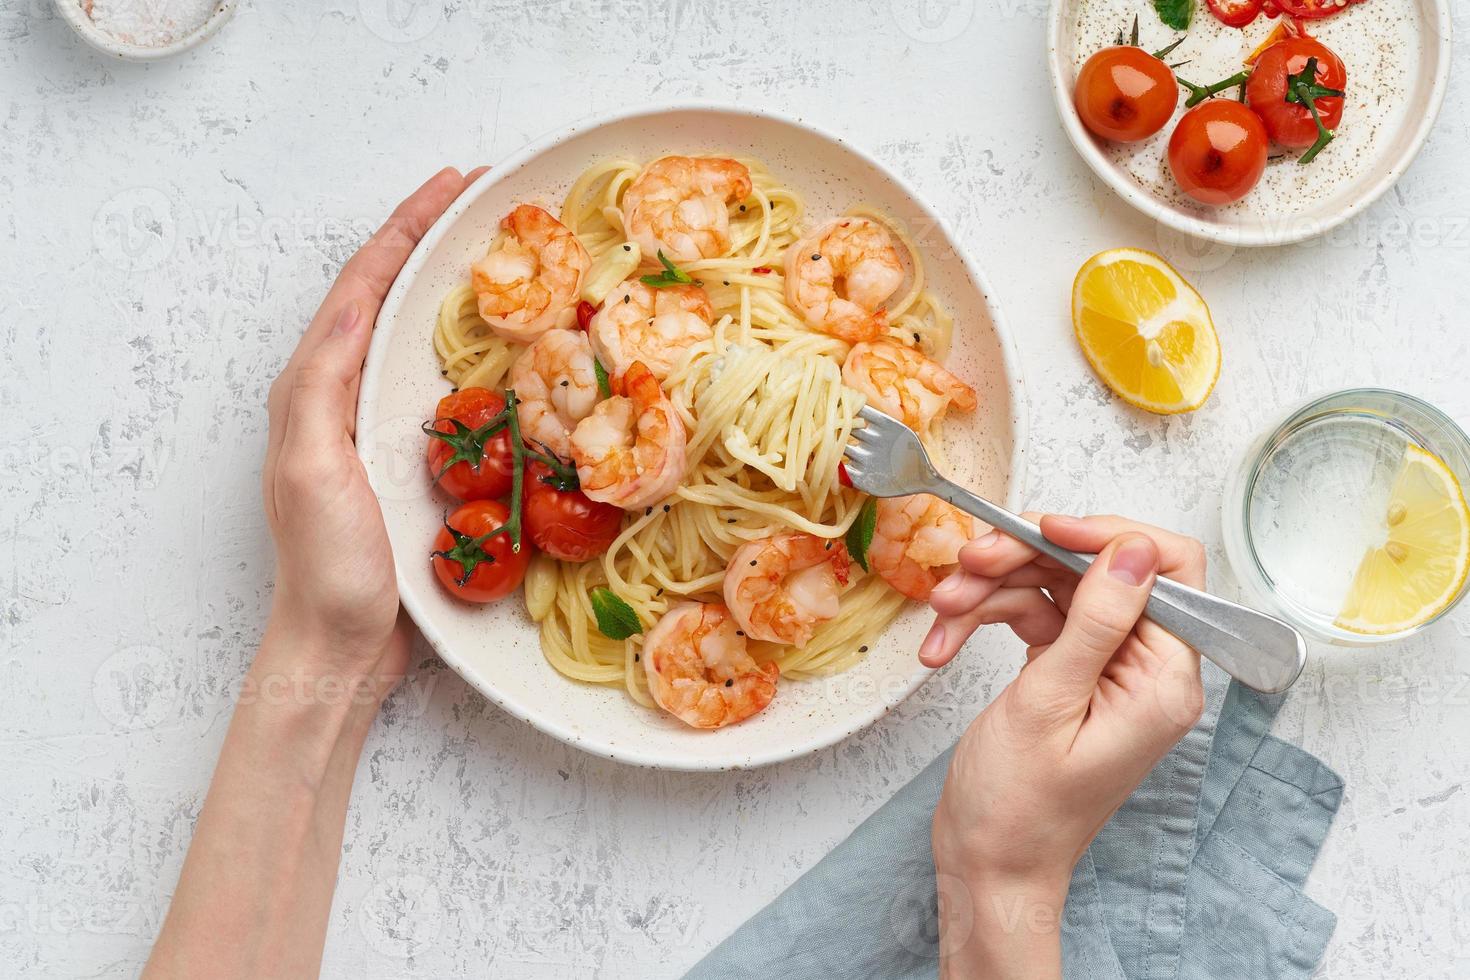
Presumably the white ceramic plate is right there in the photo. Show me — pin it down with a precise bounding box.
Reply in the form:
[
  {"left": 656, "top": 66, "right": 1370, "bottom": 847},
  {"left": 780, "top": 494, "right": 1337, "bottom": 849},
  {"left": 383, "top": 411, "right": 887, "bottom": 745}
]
[
  {"left": 357, "top": 104, "right": 1028, "bottom": 770},
  {"left": 1046, "top": 0, "right": 1452, "bottom": 246}
]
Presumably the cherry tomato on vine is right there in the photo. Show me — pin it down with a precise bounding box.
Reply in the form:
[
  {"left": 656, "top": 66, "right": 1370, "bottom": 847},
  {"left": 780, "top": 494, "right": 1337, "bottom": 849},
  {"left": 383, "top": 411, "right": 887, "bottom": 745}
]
[
  {"left": 522, "top": 460, "right": 623, "bottom": 563},
  {"left": 1167, "top": 99, "right": 1269, "bottom": 205},
  {"left": 1206, "top": 0, "right": 1262, "bottom": 28},
  {"left": 1246, "top": 37, "right": 1346, "bottom": 148},
  {"left": 1074, "top": 45, "right": 1179, "bottom": 143},
  {"left": 425, "top": 387, "right": 515, "bottom": 500},
  {"left": 431, "top": 499, "right": 531, "bottom": 603}
]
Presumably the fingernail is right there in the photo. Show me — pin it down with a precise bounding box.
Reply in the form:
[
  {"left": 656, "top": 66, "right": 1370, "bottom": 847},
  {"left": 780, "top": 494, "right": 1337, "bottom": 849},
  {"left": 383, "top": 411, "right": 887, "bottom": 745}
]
[
  {"left": 918, "top": 623, "right": 946, "bottom": 662},
  {"left": 1108, "top": 537, "right": 1157, "bottom": 587},
  {"left": 931, "top": 572, "right": 964, "bottom": 596},
  {"left": 332, "top": 302, "right": 362, "bottom": 336}
]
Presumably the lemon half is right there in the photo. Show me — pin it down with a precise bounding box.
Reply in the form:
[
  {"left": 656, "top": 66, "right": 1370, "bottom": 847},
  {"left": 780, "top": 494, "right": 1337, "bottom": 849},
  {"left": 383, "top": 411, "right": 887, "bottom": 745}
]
[
  {"left": 1336, "top": 445, "right": 1470, "bottom": 635},
  {"left": 1071, "top": 249, "right": 1221, "bottom": 415}
]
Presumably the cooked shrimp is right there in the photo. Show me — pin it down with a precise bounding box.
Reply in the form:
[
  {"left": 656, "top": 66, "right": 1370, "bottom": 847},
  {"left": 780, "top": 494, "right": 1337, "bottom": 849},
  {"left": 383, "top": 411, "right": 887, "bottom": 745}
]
[
  {"left": 471, "top": 205, "right": 590, "bottom": 342},
  {"left": 569, "top": 360, "right": 688, "bottom": 511},
  {"left": 621, "top": 156, "right": 753, "bottom": 263},
  {"left": 589, "top": 279, "right": 714, "bottom": 381},
  {"left": 723, "top": 533, "right": 851, "bottom": 648},
  {"left": 842, "top": 341, "right": 977, "bottom": 431},
  {"left": 643, "top": 602, "right": 778, "bottom": 729},
  {"left": 785, "top": 217, "right": 905, "bottom": 343},
  {"left": 868, "top": 495, "right": 977, "bottom": 601},
  {"left": 508, "top": 329, "right": 600, "bottom": 458}
]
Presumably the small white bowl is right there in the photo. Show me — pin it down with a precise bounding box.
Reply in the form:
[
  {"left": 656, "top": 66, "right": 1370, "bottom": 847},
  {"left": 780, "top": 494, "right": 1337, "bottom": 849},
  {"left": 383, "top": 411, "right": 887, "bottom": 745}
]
[
  {"left": 1046, "top": 0, "right": 1452, "bottom": 247},
  {"left": 55, "top": 0, "right": 236, "bottom": 61},
  {"left": 356, "top": 103, "right": 1029, "bottom": 771}
]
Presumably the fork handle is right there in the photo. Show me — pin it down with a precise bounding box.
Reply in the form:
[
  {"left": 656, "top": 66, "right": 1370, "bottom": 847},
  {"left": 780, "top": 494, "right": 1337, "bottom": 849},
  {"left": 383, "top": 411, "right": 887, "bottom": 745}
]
[{"left": 933, "top": 482, "right": 1306, "bottom": 694}]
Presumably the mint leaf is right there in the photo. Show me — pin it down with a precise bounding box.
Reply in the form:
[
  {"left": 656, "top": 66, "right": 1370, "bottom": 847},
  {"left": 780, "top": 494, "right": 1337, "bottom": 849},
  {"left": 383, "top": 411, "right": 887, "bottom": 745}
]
[
  {"left": 590, "top": 587, "right": 641, "bottom": 640},
  {"left": 593, "top": 358, "right": 611, "bottom": 399},
  {"left": 639, "top": 250, "right": 694, "bottom": 288},
  {"left": 845, "top": 498, "right": 878, "bottom": 573},
  {"left": 1153, "top": 0, "right": 1192, "bottom": 31}
]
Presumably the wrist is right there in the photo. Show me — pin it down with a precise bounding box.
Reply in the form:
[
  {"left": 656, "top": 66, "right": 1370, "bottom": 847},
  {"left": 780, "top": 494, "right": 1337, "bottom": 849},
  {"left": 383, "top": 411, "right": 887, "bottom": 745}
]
[
  {"left": 934, "top": 865, "right": 1065, "bottom": 980},
  {"left": 248, "top": 612, "right": 394, "bottom": 745}
]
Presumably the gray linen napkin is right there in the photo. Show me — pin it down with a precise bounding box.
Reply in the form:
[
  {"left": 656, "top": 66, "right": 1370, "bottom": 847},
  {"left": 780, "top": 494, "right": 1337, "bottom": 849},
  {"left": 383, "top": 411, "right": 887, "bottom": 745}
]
[{"left": 685, "top": 668, "right": 1342, "bottom": 979}]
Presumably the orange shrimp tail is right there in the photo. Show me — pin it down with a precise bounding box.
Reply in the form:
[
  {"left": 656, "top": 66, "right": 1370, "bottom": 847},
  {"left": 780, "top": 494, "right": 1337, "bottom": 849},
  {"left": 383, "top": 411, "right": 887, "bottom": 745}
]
[{"left": 617, "top": 360, "right": 661, "bottom": 403}]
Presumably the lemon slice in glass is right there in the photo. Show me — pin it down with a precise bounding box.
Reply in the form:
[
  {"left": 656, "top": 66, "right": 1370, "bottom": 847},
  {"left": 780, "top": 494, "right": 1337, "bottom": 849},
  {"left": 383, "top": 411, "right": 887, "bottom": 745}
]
[
  {"left": 1071, "top": 248, "right": 1221, "bottom": 414},
  {"left": 1336, "top": 445, "right": 1470, "bottom": 635}
]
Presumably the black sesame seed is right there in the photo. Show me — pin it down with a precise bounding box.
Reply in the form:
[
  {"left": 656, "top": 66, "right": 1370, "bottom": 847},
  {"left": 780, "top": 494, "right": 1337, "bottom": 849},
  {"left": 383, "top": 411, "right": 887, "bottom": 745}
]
[
  {"left": 450, "top": 386, "right": 459, "bottom": 393},
  {"left": 725, "top": 678, "right": 733, "bottom": 687},
  {"left": 634, "top": 653, "right": 640, "bottom": 661},
  {"left": 735, "top": 630, "right": 744, "bottom": 636},
  {"left": 645, "top": 507, "right": 653, "bottom": 516},
  {"left": 655, "top": 588, "right": 664, "bottom": 596},
  {"left": 913, "top": 332, "right": 921, "bottom": 344},
  {"left": 749, "top": 560, "right": 757, "bottom": 566},
  {"left": 623, "top": 295, "right": 630, "bottom": 303},
  {"left": 440, "top": 370, "right": 448, "bottom": 376},
  {"left": 560, "top": 379, "right": 569, "bottom": 386},
  {"left": 623, "top": 244, "right": 631, "bottom": 251},
  {"left": 824, "top": 541, "right": 832, "bottom": 550},
  {"left": 811, "top": 253, "right": 821, "bottom": 261},
  {"left": 859, "top": 645, "right": 868, "bottom": 653},
  {"left": 738, "top": 204, "right": 746, "bottom": 212},
  {"left": 663, "top": 504, "right": 671, "bottom": 512},
  {"left": 722, "top": 280, "right": 730, "bottom": 286}
]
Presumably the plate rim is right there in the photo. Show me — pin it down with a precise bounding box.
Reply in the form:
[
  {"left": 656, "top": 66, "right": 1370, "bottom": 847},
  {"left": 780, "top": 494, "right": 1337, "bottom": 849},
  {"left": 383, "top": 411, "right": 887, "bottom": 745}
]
[
  {"left": 1044, "top": 0, "right": 1454, "bottom": 247},
  {"left": 356, "top": 100, "right": 1031, "bottom": 770}
]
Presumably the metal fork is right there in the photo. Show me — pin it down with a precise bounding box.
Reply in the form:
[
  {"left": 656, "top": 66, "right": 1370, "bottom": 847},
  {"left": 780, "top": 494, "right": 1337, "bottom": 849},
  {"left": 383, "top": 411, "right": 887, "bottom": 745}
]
[{"left": 844, "top": 405, "right": 1306, "bottom": 694}]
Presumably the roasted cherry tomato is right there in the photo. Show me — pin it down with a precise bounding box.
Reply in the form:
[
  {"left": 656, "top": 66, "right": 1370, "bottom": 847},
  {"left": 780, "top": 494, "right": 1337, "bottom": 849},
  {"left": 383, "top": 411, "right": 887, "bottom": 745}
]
[
  {"left": 521, "top": 460, "right": 623, "bottom": 563},
  {"left": 1167, "top": 99, "right": 1269, "bottom": 205},
  {"left": 426, "top": 387, "right": 515, "bottom": 500},
  {"left": 1246, "top": 37, "right": 1346, "bottom": 149},
  {"left": 1206, "top": 0, "right": 1262, "bottom": 28},
  {"left": 1074, "top": 46, "right": 1179, "bottom": 143},
  {"left": 431, "top": 499, "right": 531, "bottom": 602}
]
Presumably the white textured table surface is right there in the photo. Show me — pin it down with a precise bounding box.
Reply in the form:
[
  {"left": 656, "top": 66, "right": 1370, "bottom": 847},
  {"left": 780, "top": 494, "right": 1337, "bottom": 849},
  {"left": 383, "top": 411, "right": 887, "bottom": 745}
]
[{"left": 4, "top": 2, "right": 1470, "bottom": 977}]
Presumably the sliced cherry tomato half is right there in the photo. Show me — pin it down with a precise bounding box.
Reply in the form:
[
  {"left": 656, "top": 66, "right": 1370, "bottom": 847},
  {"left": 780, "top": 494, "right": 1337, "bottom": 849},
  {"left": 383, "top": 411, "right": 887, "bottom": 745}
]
[
  {"left": 522, "top": 460, "right": 623, "bottom": 563},
  {"left": 1206, "top": 0, "right": 1262, "bottom": 28},
  {"left": 1073, "top": 46, "right": 1180, "bottom": 143},
  {"left": 1167, "top": 99, "right": 1269, "bottom": 205},
  {"left": 1246, "top": 36, "right": 1346, "bottom": 148},
  {"left": 431, "top": 499, "right": 531, "bottom": 603},
  {"left": 426, "top": 387, "right": 516, "bottom": 500},
  {"left": 1276, "top": 0, "right": 1354, "bottom": 19}
]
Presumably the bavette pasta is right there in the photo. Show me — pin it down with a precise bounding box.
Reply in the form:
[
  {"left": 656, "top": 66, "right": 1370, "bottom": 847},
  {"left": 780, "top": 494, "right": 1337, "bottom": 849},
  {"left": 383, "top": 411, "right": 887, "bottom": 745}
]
[{"left": 431, "top": 154, "right": 975, "bottom": 725}]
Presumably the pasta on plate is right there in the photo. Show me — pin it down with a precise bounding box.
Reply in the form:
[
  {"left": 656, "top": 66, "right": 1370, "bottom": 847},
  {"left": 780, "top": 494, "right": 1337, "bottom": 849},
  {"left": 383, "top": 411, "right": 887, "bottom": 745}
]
[{"left": 428, "top": 153, "right": 982, "bottom": 729}]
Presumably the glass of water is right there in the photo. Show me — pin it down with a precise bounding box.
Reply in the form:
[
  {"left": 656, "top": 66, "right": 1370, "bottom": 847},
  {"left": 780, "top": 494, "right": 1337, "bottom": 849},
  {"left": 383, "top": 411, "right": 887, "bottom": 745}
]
[{"left": 1222, "top": 389, "right": 1470, "bottom": 645}]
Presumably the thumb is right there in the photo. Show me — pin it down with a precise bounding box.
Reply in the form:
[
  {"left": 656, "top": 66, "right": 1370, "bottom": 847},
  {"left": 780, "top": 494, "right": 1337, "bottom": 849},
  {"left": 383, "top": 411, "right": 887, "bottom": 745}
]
[
  {"left": 1029, "top": 533, "right": 1158, "bottom": 700},
  {"left": 282, "top": 301, "right": 374, "bottom": 453}
]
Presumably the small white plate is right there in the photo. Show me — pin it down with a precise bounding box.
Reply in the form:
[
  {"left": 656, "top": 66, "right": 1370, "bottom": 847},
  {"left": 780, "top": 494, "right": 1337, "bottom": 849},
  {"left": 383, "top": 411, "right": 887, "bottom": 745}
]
[
  {"left": 356, "top": 103, "right": 1029, "bottom": 771},
  {"left": 1046, "top": 0, "right": 1452, "bottom": 246},
  {"left": 55, "top": 0, "right": 236, "bottom": 61}
]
